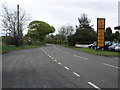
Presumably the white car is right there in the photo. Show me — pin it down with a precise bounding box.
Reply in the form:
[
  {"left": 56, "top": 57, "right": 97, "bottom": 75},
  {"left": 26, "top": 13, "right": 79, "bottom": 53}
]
[{"left": 115, "top": 44, "right": 120, "bottom": 52}]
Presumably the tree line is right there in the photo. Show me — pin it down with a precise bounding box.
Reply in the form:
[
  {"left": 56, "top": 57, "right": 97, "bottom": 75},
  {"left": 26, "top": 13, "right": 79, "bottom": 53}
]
[
  {"left": 1, "top": 4, "right": 31, "bottom": 46},
  {"left": 1, "top": 4, "right": 119, "bottom": 46},
  {"left": 1, "top": 4, "right": 55, "bottom": 46},
  {"left": 46, "top": 14, "right": 119, "bottom": 46}
]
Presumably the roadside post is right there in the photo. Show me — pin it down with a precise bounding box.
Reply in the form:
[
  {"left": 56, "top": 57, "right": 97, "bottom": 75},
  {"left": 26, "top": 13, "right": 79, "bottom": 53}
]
[
  {"left": 97, "top": 18, "right": 105, "bottom": 50},
  {"left": 114, "top": 1, "right": 120, "bottom": 41}
]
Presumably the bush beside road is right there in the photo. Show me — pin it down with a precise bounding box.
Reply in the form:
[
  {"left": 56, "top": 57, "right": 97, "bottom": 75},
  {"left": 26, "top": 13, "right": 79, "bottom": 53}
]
[{"left": 1, "top": 45, "right": 41, "bottom": 54}]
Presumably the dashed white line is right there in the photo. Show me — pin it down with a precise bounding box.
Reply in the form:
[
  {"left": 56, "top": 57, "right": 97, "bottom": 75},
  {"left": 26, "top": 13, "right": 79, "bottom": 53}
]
[
  {"left": 54, "top": 60, "right": 57, "bottom": 62},
  {"left": 88, "top": 82, "right": 101, "bottom": 90},
  {"left": 48, "top": 55, "right": 52, "bottom": 58},
  {"left": 58, "top": 62, "right": 62, "bottom": 65},
  {"left": 41, "top": 48, "right": 54, "bottom": 60},
  {"left": 64, "top": 66, "right": 70, "bottom": 70},
  {"left": 73, "top": 55, "right": 88, "bottom": 60},
  {"left": 41, "top": 48, "right": 47, "bottom": 55},
  {"left": 102, "top": 63, "right": 120, "bottom": 69},
  {"left": 53, "top": 46, "right": 61, "bottom": 51},
  {"left": 64, "top": 51, "right": 69, "bottom": 54},
  {"left": 47, "top": 54, "right": 50, "bottom": 57},
  {"left": 51, "top": 57, "right": 54, "bottom": 59},
  {"left": 73, "top": 72, "right": 80, "bottom": 77}
]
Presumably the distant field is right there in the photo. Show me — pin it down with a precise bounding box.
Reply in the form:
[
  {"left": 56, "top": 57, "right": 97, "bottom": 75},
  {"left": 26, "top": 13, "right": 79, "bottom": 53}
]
[
  {"left": 61, "top": 45, "right": 119, "bottom": 57},
  {"left": 1, "top": 45, "right": 41, "bottom": 53}
]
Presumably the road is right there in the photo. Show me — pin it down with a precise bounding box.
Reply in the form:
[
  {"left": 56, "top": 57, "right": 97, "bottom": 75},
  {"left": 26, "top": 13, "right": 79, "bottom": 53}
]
[{"left": 2, "top": 44, "right": 119, "bottom": 89}]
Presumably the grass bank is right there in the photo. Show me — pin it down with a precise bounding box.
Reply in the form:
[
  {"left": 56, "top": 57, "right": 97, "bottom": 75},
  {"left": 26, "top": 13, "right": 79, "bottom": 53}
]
[
  {"left": 1, "top": 45, "right": 41, "bottom": 53},
  {"left": 61, "top": 45, "right": 119, "bottom": 56}
]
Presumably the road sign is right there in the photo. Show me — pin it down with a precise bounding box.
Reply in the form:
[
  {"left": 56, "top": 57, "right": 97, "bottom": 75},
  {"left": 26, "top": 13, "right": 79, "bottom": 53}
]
[{"left": 97, "top": 18, "right": 105, "bottom": 47}]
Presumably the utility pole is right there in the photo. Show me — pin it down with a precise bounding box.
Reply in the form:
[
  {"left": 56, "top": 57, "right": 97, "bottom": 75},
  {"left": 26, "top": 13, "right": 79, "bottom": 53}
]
[
  {"left": 114, "top": 1, "right": 120, "bottom": 41},
  {"left": 17, "top": 5, "right": 23, "bottom": 47},
  {"left": 17, "top": 5, "right": 20, "bottom": 47}
]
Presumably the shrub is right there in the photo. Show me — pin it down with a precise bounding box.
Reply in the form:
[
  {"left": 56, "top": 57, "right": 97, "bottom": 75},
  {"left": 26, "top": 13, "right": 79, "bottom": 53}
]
[
  {"left": 2, "top": 36, "right": 18, "bottom": 46},
  {"left": 68, "top": 35, "right": 76, "bottom": 46}
]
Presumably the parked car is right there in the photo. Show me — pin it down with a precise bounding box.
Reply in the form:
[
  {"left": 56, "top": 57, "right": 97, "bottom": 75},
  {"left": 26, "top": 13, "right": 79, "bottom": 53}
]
[
  {"left": 92, "top": 42, "right": 97, "bottom": 49},
  {"left": 97, "top": 41, "right": 110, "bottom": 50},
  {"left": 97, "top": 41, "right": 118, "bottom": 50},
  {"left": 88, "top": 42, "right": 96, "bottom": 48},
  {"left": 115, "top": 43, "right": 120, "bottom": 52},
  {"left": 108, "top": 43, "right": 118, "bottom": 51}
]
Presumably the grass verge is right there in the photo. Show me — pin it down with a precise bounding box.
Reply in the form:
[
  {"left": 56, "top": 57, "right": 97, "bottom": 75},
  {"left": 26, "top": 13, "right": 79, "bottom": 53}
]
[
  {"left": 1, "top": 45, "right": 41, "bottom": 53},
  {"left": 61, "top": 45, "right": 119, "bottom": 56}
]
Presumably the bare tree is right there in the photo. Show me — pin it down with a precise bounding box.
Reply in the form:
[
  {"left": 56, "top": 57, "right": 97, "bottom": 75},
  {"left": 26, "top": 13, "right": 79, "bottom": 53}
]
[
  {"left": 1, "top": 3, "right": 31, "bottom": 46},
  {"left": 58, "top": 25, "right": 74, "bottom": 40}
]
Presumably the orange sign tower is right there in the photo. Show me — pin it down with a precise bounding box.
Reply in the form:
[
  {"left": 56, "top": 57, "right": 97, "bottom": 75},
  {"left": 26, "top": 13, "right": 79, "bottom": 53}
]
[{"left": 97, "top": 18, "right": 105, "bottom": 47}]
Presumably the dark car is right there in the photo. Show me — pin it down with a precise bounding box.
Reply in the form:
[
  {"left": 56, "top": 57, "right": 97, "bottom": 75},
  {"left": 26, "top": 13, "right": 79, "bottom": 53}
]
[
  {"left": 97, "top": 41, "right": 117, "bottom": 50},
  {"left": 92, "top": 42, "right": 97, "bottom": 49},
  {"left": 108, "top": 43, "right": 118, "bottom": 51}
]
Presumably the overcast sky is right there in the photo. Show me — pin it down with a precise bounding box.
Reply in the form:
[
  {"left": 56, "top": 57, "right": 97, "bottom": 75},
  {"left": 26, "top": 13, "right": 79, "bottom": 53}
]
[{"left": 0, "top": 0, "right": 119, "bottom": 35}]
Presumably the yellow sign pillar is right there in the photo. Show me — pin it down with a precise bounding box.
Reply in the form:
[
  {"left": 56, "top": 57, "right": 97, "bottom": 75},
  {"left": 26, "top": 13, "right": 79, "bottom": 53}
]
[{"left": 97, "top": 18, "right": 105, "bottom": 47}]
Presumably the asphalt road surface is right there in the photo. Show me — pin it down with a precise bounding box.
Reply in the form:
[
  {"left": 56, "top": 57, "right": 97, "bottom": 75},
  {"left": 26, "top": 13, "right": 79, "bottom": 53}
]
[{"left": 2, "top": 44, "right": 119, "bottom": 89}]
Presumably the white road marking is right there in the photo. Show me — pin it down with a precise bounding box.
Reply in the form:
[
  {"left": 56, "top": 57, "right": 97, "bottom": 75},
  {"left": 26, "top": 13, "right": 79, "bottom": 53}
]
[
  {"left": 47, "top": 54, "right": 50, "bottom": 56},
  {"left": 41, "top": 48, "right": 54, "bottom": 60},
  {"left": 64, "top": 66, "right": 70, "bottom": 70},
  {"left": 73, "top": 55, "right": 79, "bottom": 57},
  {"left": 41, "top": 48, "right": 47, "bottom": 55},
  {"left": 49, "top": 56, "right": 52, "bottom": 58},
  {"left": 73, "top": 55, "right": 88, "bottom": 60},
  {"left": 88, "top": 82, "right": 101, "bottom": 90},
  {"left": 54, "top": 60, "right": 57, "bottom": 62},
  {"left": 53, "top": 46, "right": 61, "bottom": 51},
  {"left": 102, "top": 63, "right": 120, "bottom": 69},
  {"left": 64, "top": 51, "right": 69, "bottom": 54},
  {"left": 51, "top": 57, "right": 54, "bottom": 59},
  {"left": 58, "top": 62, "right": 62, "bottom": 65},
  {"left": 73, "top": 72, "right": 80, "bottom": 77}
]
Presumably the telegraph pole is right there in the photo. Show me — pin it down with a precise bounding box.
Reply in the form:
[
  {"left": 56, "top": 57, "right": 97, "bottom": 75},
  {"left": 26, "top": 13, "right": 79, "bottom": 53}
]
[
  {"left": 17, "top": 5, "right": 20, "bottom": 47},
  {"left": 114, "top": 1, "right": 120, "bottom": 41},
  {"left": 17, "top": 5, "right": 23, "bottom": 47}
]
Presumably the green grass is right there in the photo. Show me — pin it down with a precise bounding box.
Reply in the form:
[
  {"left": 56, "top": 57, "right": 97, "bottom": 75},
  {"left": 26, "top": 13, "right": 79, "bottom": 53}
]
[
  {"left": 1, "top": 45, "right": 41, "bottom": 53},
  {"left": 61, "top": 45, "right": 119, "bottom": 56}
]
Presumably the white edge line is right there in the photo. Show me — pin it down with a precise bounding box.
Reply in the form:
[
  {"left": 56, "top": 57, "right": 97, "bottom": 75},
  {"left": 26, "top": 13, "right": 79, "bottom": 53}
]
[
  {"left": 73, "top": 72, "right": 80, "bottom": 77},
  {"left": 102, "top": 63, "right": 120, "bottom": 69},
  {"left": 64, "top": 51, "right": 69, "bottom": 54},
  {"left": 82, "top": 57, "right": 88, "bottom": 60},
  {"left": 73, "top": 55, "right": 88, "bottom": 60},
  {"left": 88, "top": 82, "right": 101, "bottom": 90},
  {"left": 73, "top": 55, "right": 78, "bottom": 57},
  {"left": 64, "top": 66, "right": 70, "bottom": 70}
]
